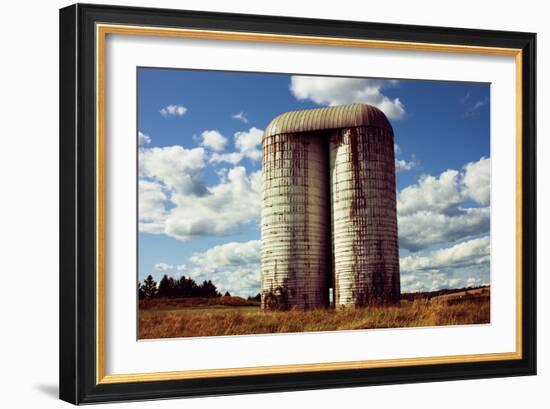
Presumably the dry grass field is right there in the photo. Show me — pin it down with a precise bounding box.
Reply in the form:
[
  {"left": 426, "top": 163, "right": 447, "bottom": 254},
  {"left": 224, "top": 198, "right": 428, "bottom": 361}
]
[{"left": 139, "top": 290, "right": 490, "bottom": 339}]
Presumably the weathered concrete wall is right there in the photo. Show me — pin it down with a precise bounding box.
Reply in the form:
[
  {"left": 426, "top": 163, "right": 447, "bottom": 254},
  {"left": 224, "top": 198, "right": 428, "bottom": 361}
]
[
  {"left": 330, "top": 126, "right": 400, "bottom": 307},
  {"left": 261, "top": 132, "right": 330, "bottom": 310}
]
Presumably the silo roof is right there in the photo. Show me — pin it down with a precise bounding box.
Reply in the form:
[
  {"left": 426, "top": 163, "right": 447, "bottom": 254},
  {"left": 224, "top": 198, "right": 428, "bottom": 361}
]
[{"left": 264, "top": 103, "right": 393, "bottom": 138}]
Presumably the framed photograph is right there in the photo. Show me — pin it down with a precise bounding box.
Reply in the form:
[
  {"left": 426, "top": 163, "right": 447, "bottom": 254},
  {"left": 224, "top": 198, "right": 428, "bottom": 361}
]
[{"left": 59, "top": 3, "right": 536, "bottom": 404}]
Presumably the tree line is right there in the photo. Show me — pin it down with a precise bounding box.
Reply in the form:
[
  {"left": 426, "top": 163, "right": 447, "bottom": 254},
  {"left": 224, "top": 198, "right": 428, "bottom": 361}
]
[
  {"left": 138, "top": 274, "right": 262, "bottom": 301},
  {"left": 138, "top": 274, "right": 222, "bottom": 299}
]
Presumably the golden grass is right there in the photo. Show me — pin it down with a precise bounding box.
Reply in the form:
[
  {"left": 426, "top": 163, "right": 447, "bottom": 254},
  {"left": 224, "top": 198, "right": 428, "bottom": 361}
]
[{"left": 139, "top": 296, "right": 489, "bottom": 339}]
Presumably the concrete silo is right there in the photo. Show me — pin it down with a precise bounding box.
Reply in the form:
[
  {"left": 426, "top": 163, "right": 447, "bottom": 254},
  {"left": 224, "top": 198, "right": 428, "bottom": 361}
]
[
  {"left": 261, "top": 116, "right": 330, "bottom": 310},
  {"left": 261, "top": 103, "right": 400, "bottom": 310},
  {"left": 329, "top": 105, "right": 400, "bottom": 307}
]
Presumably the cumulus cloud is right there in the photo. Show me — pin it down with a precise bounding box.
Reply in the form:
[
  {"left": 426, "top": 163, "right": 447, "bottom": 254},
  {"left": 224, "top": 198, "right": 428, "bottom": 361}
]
[
  {"left": 400, "top": 236, "right": 490, "bottom": 292},
  {"left": 160, "top": 104, "right": 187, "bottom": 117},
  {"left": 139, "top": 145, "right": 207, "bottom": 196},
  {"left": 189, "top": 240, "right": 260, "bottom": 270},
  {"left": 138, "top": 127, "right": 262, "bottom": 242},
  {"left": 200, "top": 130, "right": 228, "bottom": 152},
  {"left": 290, "top": 76, "right": 405, "bottom": 119},
  {"left": 187, "top": 240, "right": 261, "bottom": 296},
  {"left": 399, "top": 207, "right": 490, "bottom": 252},
  {"left": 397, "top": 157, "right": 490, "bottom": 251},
  {"left": 395, "top": 158, "right": 416, "bottom": 172},
  {"left": 232, "top": 111, "right": 249, "bottom": 123},
  {"left": 165, "top": 167, "right": 261, "bottom": 240},
  {"left": 394, "top": 143, "right": 417, "bottom": 172},
  {"left": 400, "top": 236, "right": 490, "bottom": 273},
  {"left": 210, "top": 152, "right": 244, "bottom": 165},
  {"left": 209, "top": 127, "right": 263, "bottom": 165},
  {"left": 138, "top": 180, "right": 167, "bottom": 234},
  {"left": 398, "top": 169, "right": 464, "bottom": 217},
  {"left": 138, "top": 131, "right": 151, "bottom": 146},
  {"left": 462, "top": 157, "right": 490, "bottom": 205},
  {"left": 235, "top": 127, "right": 263, "bottom": 161},
  {"left": 139, "top": 149, "right": 261, "bottom": 241}
]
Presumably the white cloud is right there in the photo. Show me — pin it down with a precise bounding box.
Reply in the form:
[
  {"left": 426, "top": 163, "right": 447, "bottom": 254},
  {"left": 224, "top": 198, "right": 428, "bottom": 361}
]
[
  {"left": 154, "top": 262, "right": 174, "bottom": 271},
  {"left": 290, "top": 76, "right": 405, "bottom": 120},
  {"left": 160, "top": 104, "right": 187, "bottom": 117},
  {"left": 232, "top": 111, "right": 249, "bottom": 123},
  {"left": 466, "top": 277, "right": 486, "bottom": 287},
  {"left": 138, "top": 128, "right": 262, "bottom": 242},
  {"left": 151, "top": 262, "right": 188, "bottom": 274},
  {"left": 138, "top": 131, "right": 151, "bottom": 146},
  {"left": 165, "top": 166, "right": 261, "bottom": 240},
  {"left": 139, "top": 145, "right": 207, "bottom": 196},
  {"left": 400, "top": 236, "right": 490, "bottom": 273},
  {"left": 397, "top": 157, "right": 491, "bottom": 251},
  {"left": 394, "top": 143, "right": 417, "bottom": 172},
  {"left": 395, "top": 158, "right": 416, "bottom": 172},
  {"left": 189, "top": 240, "right": 260, "bottom": 270},
  {"left": 235, "top": 127, "right": 263, "bottom": 161},
  {"left": 399, "top": 207, "right": 490, "bottom": 252},
  {"left": 187, "top": 240, "right": 261, "bottom": 296},
  {"left": 401, "top": 271, "right": 489, "bottom": 293},
  {"left": 138, "top": 180, "right": 167, "bottom": 234},
  {"left": 462, "top": 156, "right": 490, "bottom": 205},
  {"left": 210, "top": 152, "right": 244, "bottom": 165},
  {"left": 398, "top": 169, "right": 464, "bottom": 217},
  {"left": 208, "top": 127, "right": 264, "bottom": 165},
  {"left": 200, "top": 130, "right": 228, "bottom": 152},
  {"left": 398, "top": 157, "right": 490, "bottom": 213},
  {"left": 400, "top": 236, "right": 491, "bottom": 292}
]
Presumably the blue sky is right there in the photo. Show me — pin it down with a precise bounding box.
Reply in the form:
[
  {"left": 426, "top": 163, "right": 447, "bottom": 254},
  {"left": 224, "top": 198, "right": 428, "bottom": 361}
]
[{"left": 138, "top": 68, "right": 491, "bottom": 296}]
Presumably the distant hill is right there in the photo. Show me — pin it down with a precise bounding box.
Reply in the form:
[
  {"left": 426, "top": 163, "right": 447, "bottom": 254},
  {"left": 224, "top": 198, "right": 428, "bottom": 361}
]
[{"left": 401, "top": 285, "right": 490, "bottom": 301}]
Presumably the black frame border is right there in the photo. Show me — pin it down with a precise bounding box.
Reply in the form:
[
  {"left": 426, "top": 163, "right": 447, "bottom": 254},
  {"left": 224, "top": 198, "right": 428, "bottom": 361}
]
[{"left": 59, "top": 3, "right": 536, "bottom": 404}]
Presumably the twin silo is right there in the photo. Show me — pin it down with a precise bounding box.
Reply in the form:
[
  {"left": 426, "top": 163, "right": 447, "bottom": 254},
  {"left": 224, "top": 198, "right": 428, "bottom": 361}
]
[{"left": 261, "top": 103, "right": 400, "bottom": 310}]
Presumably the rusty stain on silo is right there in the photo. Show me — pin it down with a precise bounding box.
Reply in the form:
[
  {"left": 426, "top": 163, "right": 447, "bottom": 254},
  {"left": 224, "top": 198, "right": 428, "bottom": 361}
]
[{"left": 261, "top": 103, "right": 400, "bottom": 310}]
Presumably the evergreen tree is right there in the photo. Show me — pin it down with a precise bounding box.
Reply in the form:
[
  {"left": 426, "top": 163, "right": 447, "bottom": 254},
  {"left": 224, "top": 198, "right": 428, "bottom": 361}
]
[
  {"left": 141, "top": 275, "right": 158, "bottom": 298},
  {"left": 167, "top": 276, "right": 176, "bottom": 297},
  {"left": 176, "top": 275, "right": 198, "bottom": 297},
  {"left": 157, "top": 274, "right": 171, "bottom": 298},
  {"left": 198, "top": 280, "right": 220, "bottom": 297}
]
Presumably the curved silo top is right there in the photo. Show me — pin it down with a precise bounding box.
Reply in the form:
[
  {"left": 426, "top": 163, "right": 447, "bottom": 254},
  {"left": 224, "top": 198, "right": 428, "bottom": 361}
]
[{"left": 264, "top": 103, "right": 393, "bottom": 138}]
